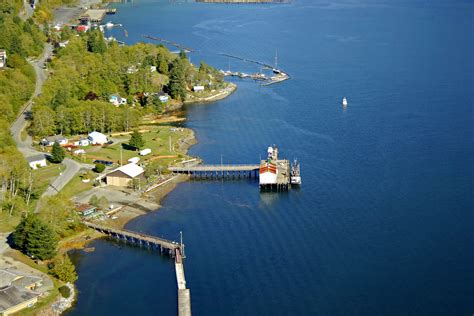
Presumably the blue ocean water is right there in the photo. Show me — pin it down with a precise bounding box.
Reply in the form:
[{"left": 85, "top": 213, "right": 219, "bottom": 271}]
[{"left": 67, "top": 1, "right": 474, "bottom": 315}]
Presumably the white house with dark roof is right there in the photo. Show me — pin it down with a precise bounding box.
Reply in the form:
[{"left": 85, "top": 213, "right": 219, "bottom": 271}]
[
  {"left": 0, "top": 50, "right": 6, "bottom": 69},
  {"left": 26, "top": 155, "right": 47, "bottom": 170},
  {"left": 40, "top": 135, "right": 68, "bottom": 146}
]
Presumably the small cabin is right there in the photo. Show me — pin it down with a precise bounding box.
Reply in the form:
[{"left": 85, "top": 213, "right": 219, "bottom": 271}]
[
  {"left": 0, "top": 49, "right": 6, "bottom": 69},
  {"left": 109, "top": 94, "right": 127, "bottom": 106},
  {"left": 193, "top": 85, "right": 205, "bottom": 92},
  {"left": 76, "top": 204, "right": 98, "bottom": 218}
]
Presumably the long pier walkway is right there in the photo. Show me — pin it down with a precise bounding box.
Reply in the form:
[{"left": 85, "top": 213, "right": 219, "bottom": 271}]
[
  {"left": 169, "top": 164, "right": 259, "bottom": 178},
  {"left": 84, "top": 222, "right": 192, "bottom": 314},
  {"left": 83, "top": 222, "right": 184, "bottom": 256},
  {"left": 175, "top": 249, "right": 191, "bottom": 316}
]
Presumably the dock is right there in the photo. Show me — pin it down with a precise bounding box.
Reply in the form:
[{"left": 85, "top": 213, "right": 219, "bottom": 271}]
[
  {"left": 169, "top": 164, "right": 259, "bottom": 178},
  {"left": 219, "top": 53, "right": 290, "bottom": 85},
  {"left": 83, "top": 221, "right": 184, "bottom": 256},
  {"left": 175, "top": 249, "right": 191, "bottom": 316},
  {"left": 259, "top": 158, "right": 290, "bottom": 190},
  {"left": 84, "top": 222, "right": 192, "bottom": 314}
]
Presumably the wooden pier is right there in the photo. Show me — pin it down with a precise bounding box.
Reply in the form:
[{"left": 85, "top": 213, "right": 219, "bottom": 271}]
[
  {"left": 169, "top": 164, "right": 259, "bottom": 179},
  {"left": 84, "top": 222, "right": 192, "bottom": 314},
  {"left": 83, "top": 222, "right": 184, "bottom": 257}
]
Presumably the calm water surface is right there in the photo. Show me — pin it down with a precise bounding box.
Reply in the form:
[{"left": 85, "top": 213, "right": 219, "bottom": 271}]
[{"left": 67, "top": 1, "right": 473, "bottom": 315}]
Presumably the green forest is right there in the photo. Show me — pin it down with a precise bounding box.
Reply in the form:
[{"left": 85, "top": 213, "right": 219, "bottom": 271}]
[{"left": 31, "top": 29, "right": 225, "bottom": 137}]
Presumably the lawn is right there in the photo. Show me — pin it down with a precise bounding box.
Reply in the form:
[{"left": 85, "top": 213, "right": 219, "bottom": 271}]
[
  {"left": 33, "top": 164, "right": 65, "bottom": 192},
  {"left": 72, "top": 126, "right": 193, "bottom": 167}
]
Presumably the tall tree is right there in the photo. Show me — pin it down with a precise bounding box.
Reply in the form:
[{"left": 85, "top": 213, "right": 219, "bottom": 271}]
[
  {"left": 86, "top": 29, "right": 106, "bottom": 54},
  {"left": 12, "top": 215, "right": 57, "bottom": 260},
  {"left": 129, "top": 130, "right": 144, "bottom": 150},
  {"left": 50, "top": 142, "right": 65, "bottom": 163},
  {"left": 168, "top": 58, "right": 187, "bottom": 101}
]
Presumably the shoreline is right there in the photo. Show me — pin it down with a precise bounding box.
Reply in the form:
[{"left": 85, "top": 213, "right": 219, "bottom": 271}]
[{"left": 28, "top": 2, "right": 237, "bottom": 314}]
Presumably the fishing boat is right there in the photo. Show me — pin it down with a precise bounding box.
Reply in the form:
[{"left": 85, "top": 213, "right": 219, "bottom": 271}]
[
  {"left": 290, "top": 159, "right": 301, "bottom": 185},
  {"left": 342, "top": 97, "right": 348, "bottom": 106}
]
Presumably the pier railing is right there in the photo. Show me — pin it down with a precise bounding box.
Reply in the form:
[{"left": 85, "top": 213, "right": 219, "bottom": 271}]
[
  {"left": 169, "top": 164, "right": 259, "bottom": 172},
  {"left": 83, "top": 221, "right": 183, "bottom": 256}
]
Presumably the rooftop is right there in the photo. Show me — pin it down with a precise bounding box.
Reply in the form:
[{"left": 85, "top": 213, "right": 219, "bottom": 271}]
[
  {"left": 109, "top": 163, "right": 144, "bottom": 178},
  {"left": 0, "top": 286, "right": 39, "bottom": 313},
  {"left": 26, "top": 154, "right": 46, "bottom": 163}
]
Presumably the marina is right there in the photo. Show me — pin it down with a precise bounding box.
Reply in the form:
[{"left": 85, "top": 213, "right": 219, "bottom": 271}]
[{"left": 219, "top": 53, "right": 290, "bottom": 85}]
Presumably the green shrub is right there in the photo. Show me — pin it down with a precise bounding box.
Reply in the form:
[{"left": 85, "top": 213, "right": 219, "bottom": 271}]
[
  {"left": 58, "top": 285, "right": 71, "bottom": 298},
  {"left": 94, "top": 163, "right": 105, "bottom": 173}
]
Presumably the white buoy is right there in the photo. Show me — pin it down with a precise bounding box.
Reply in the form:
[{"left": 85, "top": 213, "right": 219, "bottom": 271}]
[{"left": 342, "top": 97, "right": 348, "bottom": 106}]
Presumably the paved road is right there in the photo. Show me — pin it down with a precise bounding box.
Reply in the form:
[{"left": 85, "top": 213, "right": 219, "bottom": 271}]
[{"left": 9, "top": 44, "right": 92, "bottom": 199}]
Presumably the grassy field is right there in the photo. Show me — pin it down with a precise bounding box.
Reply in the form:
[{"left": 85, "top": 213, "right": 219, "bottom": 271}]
[
  {"left": 33, "top": 164, "right": 65, "bottom": 192},
  {"left": 0, "top": 164, "right": 65, "bottom": 232},
  {"left": 69, "top": 126, "right": 193, "bottom": 168}
]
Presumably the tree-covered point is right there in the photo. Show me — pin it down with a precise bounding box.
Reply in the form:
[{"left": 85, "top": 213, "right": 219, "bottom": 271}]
[{"left": 30, "top": 32, "right": 226, "bottom": 137}]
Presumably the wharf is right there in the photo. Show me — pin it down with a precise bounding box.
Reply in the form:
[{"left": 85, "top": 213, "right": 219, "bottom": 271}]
[
  {"left": 260, "top": 159, "right": 290, "bottom": 190},
  {"left": 169, "top": 164, "right": 259, "bottom": 178},
  {"left": 84, "top": 222, "right": 192, "bottom": 315},
  {"left": 83, "top": 221, "right": 183, "bottom": 255},
  {"left": 175, "top": 249, "right": 191, "bottom": 316}
]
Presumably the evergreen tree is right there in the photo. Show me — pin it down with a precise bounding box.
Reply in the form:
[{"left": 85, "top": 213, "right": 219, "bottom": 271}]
[
  {"left": 179, "top": 49, "right": 187, "bottom": 60},
  {"left": 50, "top": 142, "right": 65, "bottom": 163},
  {"left": 50, "top": 255, "right": 77, "bottom": 283},
  {"left": 86, "top": 29, "right": 106, "bottom": 54},
  {"left": 156, "top": 53, "right": 169, "bottom": 75},
  {"left": 168, "top": 58, "right": 187, "bottom": 101},
  {"left": 12, "top": 216, "right": 57, "bottom": 260},
  {"left": 129, "top": 130, "right": 144, "bottom": 150}
]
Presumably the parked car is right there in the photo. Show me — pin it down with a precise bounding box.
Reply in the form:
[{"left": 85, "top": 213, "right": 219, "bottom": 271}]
[{"left": 93, "top": 159, "right": 113, "bottom": 167}]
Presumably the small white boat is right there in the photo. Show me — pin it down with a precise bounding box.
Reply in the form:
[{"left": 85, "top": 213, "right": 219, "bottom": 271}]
[
  {"left": 342, "top": 97, "right": 348, "bottom": 106},
  {"left": 105, "top": 22, "right": 114, "bottom": 28}
]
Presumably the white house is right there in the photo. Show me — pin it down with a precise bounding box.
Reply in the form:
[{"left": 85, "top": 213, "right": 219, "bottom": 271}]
[
  {"left": 109, "top": 94, "right": 127, "bottom": 106},
  {"left": 0, "top": 49, "right": 6, "bottom": 69},
  {"left": 40, "top": 135, "right": 68, "bottom": 146},
  {"left": 158, "top": 93, "right": 169, "bottom": 103},
  {"left": 193, "top": 85, "right": 205, "bottom": 92},
  {"left": 73, "top": 149, "right": 85, "bottom": 155},
  {"left": 73, "top": 138, "right": 90, "bottom": 146},
  {"left": 27, "top": 155, "right": 47, "bottom": 169},
  {"left": 88, "top": 131, "right": 108, "bottom": 145}
]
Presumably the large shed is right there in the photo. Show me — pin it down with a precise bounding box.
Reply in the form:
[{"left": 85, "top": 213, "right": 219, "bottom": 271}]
[{"left": 106, "top": 163, "right": 145, "bottom": 187}]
